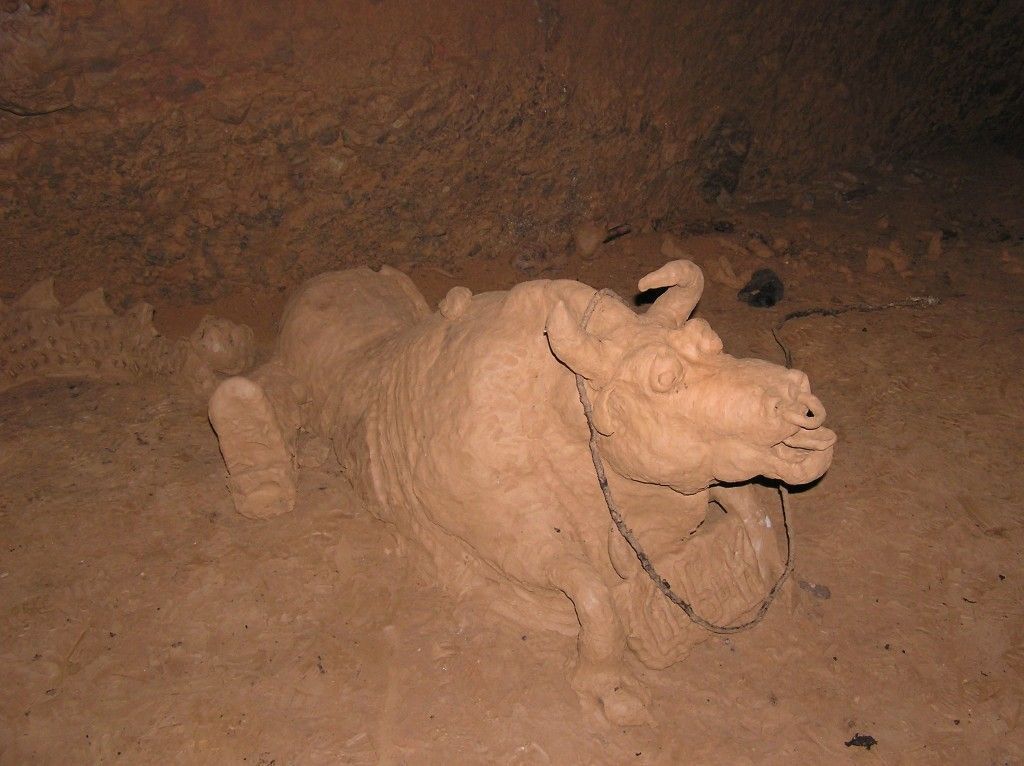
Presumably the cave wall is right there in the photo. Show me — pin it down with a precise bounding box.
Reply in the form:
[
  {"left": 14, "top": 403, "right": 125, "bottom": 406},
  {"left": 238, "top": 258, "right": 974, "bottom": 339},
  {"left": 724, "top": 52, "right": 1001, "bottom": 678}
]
[{"left": 2, "top": 0, "right": 1021, "bottom": 302}]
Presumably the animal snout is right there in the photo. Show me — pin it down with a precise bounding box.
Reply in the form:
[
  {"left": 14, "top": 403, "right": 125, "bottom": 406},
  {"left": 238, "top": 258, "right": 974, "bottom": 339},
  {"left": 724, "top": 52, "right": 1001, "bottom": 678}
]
[{"left": 768, "top": 391, "right": 826, "bottom": 429}]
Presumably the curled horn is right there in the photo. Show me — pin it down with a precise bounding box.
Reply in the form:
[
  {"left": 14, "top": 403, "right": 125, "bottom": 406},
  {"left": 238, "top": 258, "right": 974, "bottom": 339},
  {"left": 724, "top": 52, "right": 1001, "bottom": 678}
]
[
  {"left": 544, "top": 300, "right": 616, "bottom": 382},
  {"left": 637, "top": 260, "right": 705, "bottom": 328}
]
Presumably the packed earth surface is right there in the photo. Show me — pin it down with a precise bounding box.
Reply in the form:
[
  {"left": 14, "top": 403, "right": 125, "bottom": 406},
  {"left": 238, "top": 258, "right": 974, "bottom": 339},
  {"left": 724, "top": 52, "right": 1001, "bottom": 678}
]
[
  {"left": 2, "top": 1, "right": 1023, "bottom": 764},
  {"left": 3, "top": 152, "right": 1023, "bottom": 764}
]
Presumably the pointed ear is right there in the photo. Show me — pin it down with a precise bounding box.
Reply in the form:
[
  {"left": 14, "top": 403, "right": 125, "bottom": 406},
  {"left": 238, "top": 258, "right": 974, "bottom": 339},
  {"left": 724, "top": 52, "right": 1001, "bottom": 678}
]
[
  {"left": 545, "top": 300, "right": 613, "bottom": 382},
  {"left": 591, "top": 384, "right": 622, "bottom": 436}
]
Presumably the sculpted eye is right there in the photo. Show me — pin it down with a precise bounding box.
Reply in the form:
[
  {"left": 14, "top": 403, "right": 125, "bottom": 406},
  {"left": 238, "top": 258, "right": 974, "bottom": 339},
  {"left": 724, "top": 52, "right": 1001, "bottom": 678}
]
[{"left": 650, "top": 353, "right": 684, "bottom": 393}]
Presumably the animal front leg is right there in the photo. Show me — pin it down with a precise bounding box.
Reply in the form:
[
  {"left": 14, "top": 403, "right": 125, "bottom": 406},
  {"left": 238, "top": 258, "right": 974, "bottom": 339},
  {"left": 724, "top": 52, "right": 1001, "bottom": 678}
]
[
  {"left": 553, "top": 558, "right": 652, "bottom": 726},
  {"left": 208, "top": 363, "right": 304, "bottom": 519}
]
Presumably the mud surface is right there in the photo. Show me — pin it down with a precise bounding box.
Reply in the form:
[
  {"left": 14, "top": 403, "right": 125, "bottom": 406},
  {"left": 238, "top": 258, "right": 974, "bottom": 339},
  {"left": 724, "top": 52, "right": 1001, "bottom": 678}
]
[{"left": 2, "top": 151, "right": 1023, "bottom": 762}]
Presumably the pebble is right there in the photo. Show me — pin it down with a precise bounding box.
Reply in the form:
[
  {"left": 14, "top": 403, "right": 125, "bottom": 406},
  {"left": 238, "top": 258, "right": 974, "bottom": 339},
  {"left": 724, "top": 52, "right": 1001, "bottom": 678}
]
[
  {"left": 866, "top": 241, "right": 910, "bottom": 275},
  {"left": 574, "top": 221, "right": 605, "bottom": 258},
  {"left": 887, "top": 241, "right": 911, "bottom": 273},
  {"left": 865, "top": 247, "right": 887, "bottom": 274},
  {"left": 746, "top": 237, "right": 774, "bottom": 260},
  {"left": 792, "top": 192, "right": 815, "bottom": 211},
  {"left": 659, "top": 234, "right": 687, "bottom": 260},
  {"left": 711, "top": 254, "right": 744, "bottom": 289},
  {"left": 206, "top": 95, "right": 252, "bottom": 125},
  {"left": 798, "top": 580, "right": 832, "bottom": 599},
  {"left": 1000, "top": 249, "right": 1024, "bottom": 275}
]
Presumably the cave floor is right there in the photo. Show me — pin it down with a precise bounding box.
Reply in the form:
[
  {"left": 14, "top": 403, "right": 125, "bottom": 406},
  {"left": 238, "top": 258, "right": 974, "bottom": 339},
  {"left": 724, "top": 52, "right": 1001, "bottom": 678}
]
[{"left": 2, "top": 154, "right": 1023, "bottom": 764}]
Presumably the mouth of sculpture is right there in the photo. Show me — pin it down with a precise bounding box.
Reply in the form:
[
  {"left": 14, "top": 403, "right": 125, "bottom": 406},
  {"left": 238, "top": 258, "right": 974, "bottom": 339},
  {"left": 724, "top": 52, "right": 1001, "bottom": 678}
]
[
  {"left": 778, "top": 423, "right": 835, "bottom": 448},
  {"left": 771, "top": 426, "right": 837, "bottom": 461}
]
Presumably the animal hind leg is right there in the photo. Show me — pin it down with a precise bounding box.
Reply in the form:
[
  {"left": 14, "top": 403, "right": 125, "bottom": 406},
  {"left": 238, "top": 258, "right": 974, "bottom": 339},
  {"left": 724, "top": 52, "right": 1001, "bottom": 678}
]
[{"left": 208, "top": 363, "right": 304, "bottom": 519}]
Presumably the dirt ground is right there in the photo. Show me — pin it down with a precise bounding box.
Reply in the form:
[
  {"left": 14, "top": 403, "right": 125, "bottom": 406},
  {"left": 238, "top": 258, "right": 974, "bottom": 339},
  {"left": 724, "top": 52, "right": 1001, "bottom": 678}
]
[{"left": 2, "top": 150, "right": 1023, "bottom": 764}]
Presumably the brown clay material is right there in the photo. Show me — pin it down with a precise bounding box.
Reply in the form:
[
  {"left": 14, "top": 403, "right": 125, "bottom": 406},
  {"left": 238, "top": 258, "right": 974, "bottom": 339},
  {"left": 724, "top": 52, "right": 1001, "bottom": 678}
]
[
  {"left": 209, "top": 260, "right": 835, "bottom": 724},
  {"left": 0, "top": 278, "right": 256, "bottom": 396}
]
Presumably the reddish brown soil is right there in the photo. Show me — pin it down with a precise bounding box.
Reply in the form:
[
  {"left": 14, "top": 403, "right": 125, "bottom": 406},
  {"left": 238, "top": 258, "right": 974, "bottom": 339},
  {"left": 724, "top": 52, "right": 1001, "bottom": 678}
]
[{"left": 2, "top": 152, "right": 1023, "bottom": 764}]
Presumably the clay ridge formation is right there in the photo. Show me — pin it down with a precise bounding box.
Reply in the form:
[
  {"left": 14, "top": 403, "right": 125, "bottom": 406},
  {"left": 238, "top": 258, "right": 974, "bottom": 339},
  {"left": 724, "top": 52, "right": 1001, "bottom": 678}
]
[{"left": 0, "top": 279, "right": 256, "bottom": 396}]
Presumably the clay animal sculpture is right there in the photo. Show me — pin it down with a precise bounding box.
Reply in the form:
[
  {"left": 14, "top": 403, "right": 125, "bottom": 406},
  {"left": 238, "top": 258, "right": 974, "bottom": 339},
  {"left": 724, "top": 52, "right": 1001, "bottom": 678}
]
[
  {"left": 0, "top": 278, "right": 256, "bottom": 395},
  {"left": 208, "top": 260, "right": 836, "bottom": 724}
]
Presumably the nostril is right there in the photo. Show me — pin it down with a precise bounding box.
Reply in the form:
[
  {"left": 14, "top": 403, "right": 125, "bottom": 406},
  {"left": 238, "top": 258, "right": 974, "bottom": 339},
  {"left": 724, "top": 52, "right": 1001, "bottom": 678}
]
[{"left": 799, "top": 394, "right": 826, "bottom": 426}]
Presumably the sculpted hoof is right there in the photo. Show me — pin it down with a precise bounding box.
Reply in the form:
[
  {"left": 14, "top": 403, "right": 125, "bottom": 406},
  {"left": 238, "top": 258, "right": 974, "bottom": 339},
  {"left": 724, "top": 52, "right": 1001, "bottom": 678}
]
[
  {"left": 573, "top": 664, "right": 653, "bottom": 726},
  {"left": 226, "top": 467, "right": 296, "bottom": 519}
]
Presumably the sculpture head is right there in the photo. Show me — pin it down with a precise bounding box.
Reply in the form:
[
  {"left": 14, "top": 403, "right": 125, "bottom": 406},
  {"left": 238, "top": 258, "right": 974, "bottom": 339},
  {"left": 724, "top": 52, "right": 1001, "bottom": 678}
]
[{"left": 546, "top": 260, "right": 836, "bottom": 493}]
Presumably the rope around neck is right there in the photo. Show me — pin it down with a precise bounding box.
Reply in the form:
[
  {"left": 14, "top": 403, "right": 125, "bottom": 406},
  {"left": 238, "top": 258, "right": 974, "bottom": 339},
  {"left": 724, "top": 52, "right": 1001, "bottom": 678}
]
[{"left": 574, "top": 288, "right": 793, "bottom": 634}]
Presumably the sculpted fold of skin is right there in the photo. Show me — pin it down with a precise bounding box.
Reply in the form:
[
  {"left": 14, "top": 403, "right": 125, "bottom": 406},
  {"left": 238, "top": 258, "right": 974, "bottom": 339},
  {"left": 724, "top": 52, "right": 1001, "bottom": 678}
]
[{"left": 207, "top": 261, "right": 836, "bottom": 725}]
